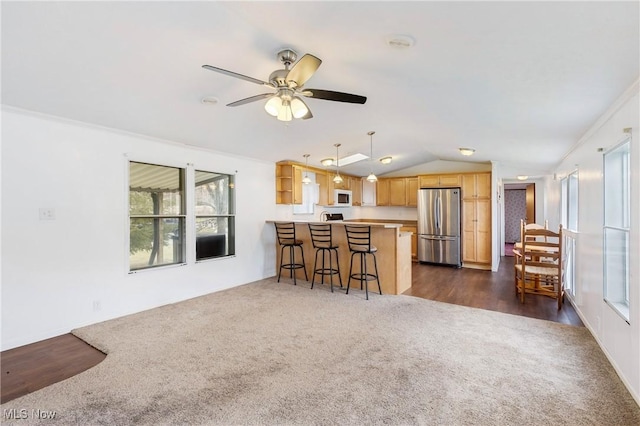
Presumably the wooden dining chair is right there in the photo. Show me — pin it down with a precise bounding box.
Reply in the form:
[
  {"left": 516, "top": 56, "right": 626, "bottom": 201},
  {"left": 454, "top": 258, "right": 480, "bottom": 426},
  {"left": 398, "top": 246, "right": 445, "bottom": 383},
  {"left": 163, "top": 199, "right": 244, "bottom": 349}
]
[{"left": 514, "top": 224, "right": 565, "bottom": 310}]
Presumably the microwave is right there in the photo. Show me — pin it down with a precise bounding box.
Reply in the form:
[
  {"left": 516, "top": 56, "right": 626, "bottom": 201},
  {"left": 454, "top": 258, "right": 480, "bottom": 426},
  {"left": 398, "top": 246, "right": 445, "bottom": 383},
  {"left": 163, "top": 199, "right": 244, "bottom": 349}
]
[{"left": 333, "top": 189, "right": 352, "bottom": 207}]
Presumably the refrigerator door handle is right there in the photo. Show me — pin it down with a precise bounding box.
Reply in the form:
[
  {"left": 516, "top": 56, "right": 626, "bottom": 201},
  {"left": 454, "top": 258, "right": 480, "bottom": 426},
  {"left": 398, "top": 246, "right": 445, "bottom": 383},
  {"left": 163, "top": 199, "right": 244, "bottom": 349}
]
[{"left": 435, "top": 193, "right": 442, "bottom": 234}]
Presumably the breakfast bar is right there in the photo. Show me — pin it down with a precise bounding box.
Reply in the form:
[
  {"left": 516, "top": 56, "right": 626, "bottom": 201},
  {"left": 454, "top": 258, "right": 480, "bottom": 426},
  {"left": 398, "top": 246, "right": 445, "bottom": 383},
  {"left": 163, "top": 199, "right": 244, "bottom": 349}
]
[{"left": 267, "top": 220, "right": 412, "bottom": 295}]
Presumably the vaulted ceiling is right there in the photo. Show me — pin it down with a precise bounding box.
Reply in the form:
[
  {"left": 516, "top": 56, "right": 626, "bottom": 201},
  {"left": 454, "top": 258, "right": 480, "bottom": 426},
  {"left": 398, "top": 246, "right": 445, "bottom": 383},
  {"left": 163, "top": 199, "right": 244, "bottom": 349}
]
[{"left": 2, "top": 1, "right": 638, "bottom": 179}]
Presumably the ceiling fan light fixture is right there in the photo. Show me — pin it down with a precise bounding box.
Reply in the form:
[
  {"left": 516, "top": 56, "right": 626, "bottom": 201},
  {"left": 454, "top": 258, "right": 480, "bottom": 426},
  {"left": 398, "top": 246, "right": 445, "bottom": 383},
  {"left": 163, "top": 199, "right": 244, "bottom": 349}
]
[
  {"left": 459, "top": 147, "right": 475, "bottom": 156},
  {"left": 276, "top": 100, "right": 293, "bottom": 121},
  {"left": 290, "top": 97, "right": 308, "bottom": 119},
  {"left": 379, "top": 156, "right": 392, "bottom": 164},
  {"left": 264, "top": 96, "right": 282, "bottom": 116}
]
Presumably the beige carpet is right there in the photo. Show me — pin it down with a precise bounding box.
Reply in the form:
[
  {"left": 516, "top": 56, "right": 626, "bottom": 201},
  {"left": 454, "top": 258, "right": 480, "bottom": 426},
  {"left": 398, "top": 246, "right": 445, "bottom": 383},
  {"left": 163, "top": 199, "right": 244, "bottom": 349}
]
[{"left": 2, "top": 278, "right": 639, "bottom": 425}]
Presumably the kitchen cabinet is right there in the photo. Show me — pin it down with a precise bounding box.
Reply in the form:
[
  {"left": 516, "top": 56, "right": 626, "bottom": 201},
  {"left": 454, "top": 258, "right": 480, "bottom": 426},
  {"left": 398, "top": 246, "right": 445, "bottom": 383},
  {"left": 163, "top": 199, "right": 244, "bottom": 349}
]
[
  {"left": 275, "top": 163, "right": 303, "bottom": 204},
  {"left": 376, "top": 177, "right": 418, "bottom": 207},
  {"left": 350, "top": 177, "right": 362, "bottom": 206},
  {"left": 315, "top": 171, "right": 329, "bottom": 206},
  {"left": 406, "top": 177, "right": 418, "bottom": 207},
  {"left": 461, "top": 172, "right": 491, "bottom": 268},
  {"left": 332, "top": 174, "right": 350, "bottom": 190},
  {"left": 376, "top": 179, "right": 390, "bottom": 206},
  {"left": 389, "top": 178, "right": 406, "bottom": 206},
  {"left": 419, "top": 174, "right": 462, "bottom": 188},
  {"left": 461, "top": 172, "right": 491, "bottom": 199}
]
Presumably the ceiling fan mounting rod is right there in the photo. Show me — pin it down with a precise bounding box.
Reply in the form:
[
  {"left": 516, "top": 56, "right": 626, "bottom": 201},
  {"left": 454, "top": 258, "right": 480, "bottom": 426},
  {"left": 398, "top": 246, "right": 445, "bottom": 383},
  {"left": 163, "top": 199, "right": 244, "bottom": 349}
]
[{"left": 277, "top": 49, "right": 297, "bottom": 68}]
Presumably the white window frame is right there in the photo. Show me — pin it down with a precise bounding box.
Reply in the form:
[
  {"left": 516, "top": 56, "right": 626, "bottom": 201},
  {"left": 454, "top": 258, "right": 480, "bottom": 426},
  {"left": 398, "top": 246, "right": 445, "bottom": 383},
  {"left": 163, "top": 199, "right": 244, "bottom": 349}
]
[
  {"left": 603, "top": 136, "right": 631, "bottom": 322},
  {"left": 194, "top": 169, "right": 236, "bottom": 261},
  {"left": 560, "top": 170, "right": 579, "bottom": 298},
  {"left": 128, "top": 160, "right": 187, "bottom": 272}
]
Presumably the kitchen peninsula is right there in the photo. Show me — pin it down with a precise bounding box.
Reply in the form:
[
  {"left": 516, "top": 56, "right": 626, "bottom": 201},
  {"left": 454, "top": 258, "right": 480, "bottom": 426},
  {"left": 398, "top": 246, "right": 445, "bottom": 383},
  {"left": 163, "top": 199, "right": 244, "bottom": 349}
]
[{"left": 266, "top": 220, "right": 412, "bottom": 295}]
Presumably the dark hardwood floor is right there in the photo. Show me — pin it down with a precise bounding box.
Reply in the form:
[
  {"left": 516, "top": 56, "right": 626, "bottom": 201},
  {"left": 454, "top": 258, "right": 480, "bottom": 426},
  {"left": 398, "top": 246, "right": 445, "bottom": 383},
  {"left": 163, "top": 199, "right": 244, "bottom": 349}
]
[
  {"left": 1, "top": 255, "right": 582, "bottom": 403},
  {"left": 405, "top": 255, "right": 583, "bottom": 326},
  {"left": 1, "top": 334, "right": 106, "bottom": 403}
]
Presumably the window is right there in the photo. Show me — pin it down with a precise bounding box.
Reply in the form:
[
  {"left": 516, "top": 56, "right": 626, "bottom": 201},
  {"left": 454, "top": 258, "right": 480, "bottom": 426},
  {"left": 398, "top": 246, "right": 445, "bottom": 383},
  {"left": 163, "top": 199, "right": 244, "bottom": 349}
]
[
  {"left": 603, "top": 137, "right": 631, "bottom": 321},
  {"left": 560, "top": 170, "right": 579, "bottom": 231},
  {"left": 129, "top": 162, "right": 186, "bottom": 271},
  {"left": 195, "top": 170, "right": 236, "bottom": 260},
  {"left": 560, "top": 170, "right": 579, "bottom": 297}
]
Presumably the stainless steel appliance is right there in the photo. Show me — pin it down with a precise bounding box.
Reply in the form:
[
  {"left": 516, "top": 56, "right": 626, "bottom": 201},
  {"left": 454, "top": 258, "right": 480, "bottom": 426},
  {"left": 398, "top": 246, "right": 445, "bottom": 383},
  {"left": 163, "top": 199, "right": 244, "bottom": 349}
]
[
  {"left": 332, "top": 189, "right": 352, "bottom": 207},
  {"left": 417, "top": 187, "right": 462, "bottom": 267}
]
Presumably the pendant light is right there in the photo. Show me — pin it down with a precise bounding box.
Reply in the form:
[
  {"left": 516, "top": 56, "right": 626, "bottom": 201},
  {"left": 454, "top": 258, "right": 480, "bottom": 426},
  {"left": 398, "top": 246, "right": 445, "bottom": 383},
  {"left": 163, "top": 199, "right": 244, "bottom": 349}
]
[
  {"left": 302, "top": 154, "right": 311, "bottom": 184},
  {"left": 366, "top": 131, "right": 378, "bottom": 182},
  {"left": 333, "top": 143, "right": 343, "bottom": 184}
]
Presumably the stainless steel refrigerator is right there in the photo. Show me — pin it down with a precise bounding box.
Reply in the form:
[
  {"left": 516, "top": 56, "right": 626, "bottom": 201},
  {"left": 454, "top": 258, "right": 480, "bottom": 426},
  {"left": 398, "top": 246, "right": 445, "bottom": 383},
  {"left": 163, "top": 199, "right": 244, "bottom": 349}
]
[{"left": 417, "top": 187, "right": 462, "bottom": 267}]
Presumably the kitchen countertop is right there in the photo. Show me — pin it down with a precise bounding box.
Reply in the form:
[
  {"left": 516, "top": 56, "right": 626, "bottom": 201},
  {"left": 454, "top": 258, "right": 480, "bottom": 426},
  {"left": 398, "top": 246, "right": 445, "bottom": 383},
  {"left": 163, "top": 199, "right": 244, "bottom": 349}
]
[{"left": 266, "top": 219, "right": 403, "bottom": 229}]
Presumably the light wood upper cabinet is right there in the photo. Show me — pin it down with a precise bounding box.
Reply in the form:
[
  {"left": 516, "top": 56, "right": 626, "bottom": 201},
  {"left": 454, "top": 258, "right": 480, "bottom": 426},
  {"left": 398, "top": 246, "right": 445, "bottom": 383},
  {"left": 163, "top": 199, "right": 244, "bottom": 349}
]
[
  {"left": 375, "top": 177, "right": 417, "bottom": 207},
  {"left": 316, "top": 171, "right": 328, "bottom": 206},
  {"left": 389, "top": 178, "right": 406, "bottom": 206},
  {"left": 275, "top": 163, "right": 303, "bottom": 204},
  {"left": 351, "top": 177, "right": 363, "bottom": 206},
  {"left": 462, "top": 172, "right": 491, "bottom": 199},
  {"left": 419, "top": 174, "right": 462, "bottom": 188},
  {"left": 406, "top": 177, "right": 418, "bottom": 207},
  {"left": 376, "top": 178, "right": 390, "bottom": 206}
]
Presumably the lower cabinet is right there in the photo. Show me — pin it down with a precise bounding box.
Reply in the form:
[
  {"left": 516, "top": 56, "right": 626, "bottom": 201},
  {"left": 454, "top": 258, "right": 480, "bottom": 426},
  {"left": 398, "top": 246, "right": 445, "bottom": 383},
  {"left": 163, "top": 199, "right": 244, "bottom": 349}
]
[
  {"left": 400, "top": 225, "right": 418, "bottom": 261},
  {"left": 462, "top": 198, "right": 491, "bottom": 268}
]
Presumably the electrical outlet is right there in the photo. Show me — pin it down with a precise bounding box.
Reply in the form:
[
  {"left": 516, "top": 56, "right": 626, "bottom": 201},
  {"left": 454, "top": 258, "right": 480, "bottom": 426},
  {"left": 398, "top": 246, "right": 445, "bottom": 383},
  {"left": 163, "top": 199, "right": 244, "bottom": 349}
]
[{"left": 39, "top": 208, "right": 56, "bottom": 220}]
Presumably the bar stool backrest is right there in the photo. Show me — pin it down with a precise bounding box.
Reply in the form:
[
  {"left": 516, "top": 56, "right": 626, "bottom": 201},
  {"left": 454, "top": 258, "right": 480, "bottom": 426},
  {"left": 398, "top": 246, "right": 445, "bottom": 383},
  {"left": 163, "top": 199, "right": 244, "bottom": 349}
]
[
  {"left": 344, "top": 225, "right": 373, "bottom": 253},
  {"left": 275, "top": 222, "right": 298, "bottom": 246},
  {"left": 308, "top": 223, "right": 333, "bottom": 248}
]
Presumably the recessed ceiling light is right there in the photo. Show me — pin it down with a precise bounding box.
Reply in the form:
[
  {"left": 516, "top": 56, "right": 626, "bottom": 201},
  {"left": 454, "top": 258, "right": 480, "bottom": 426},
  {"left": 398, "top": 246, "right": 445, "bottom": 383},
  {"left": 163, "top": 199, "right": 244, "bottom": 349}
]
[
  {"left": 517, "top": 175, "right": 529, "bottom": 181},
  {"left": 459, "top": 147, "right": 475, "bottom": 156},
  {"left": 386, "top": 34, "right": 415, "bottom": 49},
  {"left": 201, "top": 96, "right": 219, "bottom": 105}
]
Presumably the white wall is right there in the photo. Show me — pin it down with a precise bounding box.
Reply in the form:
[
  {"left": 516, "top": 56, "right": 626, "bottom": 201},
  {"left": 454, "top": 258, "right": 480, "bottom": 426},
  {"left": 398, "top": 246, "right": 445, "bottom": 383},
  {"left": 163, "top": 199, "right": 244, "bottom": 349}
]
[
  {"left": 1, "top": 108, "right": 277, "bottom": 350},
  {"left": 546, "top": 82, "right": 639, "bottom": 402}
]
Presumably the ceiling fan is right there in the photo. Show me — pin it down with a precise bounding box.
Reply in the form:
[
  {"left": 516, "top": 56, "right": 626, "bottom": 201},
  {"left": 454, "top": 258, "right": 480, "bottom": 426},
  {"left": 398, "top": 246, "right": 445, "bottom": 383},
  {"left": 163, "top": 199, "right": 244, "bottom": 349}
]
[{"left": 202, "top": 49, "right": 367, "bottom": 121}]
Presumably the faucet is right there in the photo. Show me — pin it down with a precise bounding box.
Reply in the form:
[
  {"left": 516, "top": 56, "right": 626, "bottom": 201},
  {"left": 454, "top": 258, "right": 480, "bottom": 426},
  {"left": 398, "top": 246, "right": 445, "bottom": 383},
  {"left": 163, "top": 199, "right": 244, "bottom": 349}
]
[{"left": 319, "top": 211, "right": 329, "bottom": 222}]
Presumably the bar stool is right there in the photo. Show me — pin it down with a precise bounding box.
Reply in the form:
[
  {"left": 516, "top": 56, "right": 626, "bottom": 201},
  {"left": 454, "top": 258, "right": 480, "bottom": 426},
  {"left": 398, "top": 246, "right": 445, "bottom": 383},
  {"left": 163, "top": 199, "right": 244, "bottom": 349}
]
[
  {"left": 344, "top": 225, "right": 381, "bottom": 300},
  {"left": 308, "top": 223, "right": 343, "bottom": 292},
  {"left": 274, "top": 222, "right": 308, "bottom": 285}
]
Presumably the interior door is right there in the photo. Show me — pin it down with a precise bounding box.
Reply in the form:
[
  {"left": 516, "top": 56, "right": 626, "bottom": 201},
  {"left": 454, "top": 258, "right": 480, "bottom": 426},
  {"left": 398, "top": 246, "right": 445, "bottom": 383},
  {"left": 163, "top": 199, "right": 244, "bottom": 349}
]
[{"left": 525, "top": 183, "right": 535, "bottom": 223}]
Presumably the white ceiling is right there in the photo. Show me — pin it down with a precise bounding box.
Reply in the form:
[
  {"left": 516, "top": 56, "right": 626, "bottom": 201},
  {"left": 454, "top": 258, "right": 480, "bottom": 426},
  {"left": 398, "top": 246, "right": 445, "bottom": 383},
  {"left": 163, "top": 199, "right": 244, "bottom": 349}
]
[{"left": 2, "top": 1, "right": 638, "bottom": 179}]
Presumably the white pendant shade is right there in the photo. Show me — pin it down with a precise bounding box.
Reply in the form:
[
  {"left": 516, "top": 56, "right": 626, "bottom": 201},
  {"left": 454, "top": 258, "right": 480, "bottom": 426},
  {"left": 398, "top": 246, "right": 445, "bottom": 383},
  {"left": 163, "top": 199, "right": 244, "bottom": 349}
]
[{"left": 367, "top": 172, "right": 378, "bottom": 182}]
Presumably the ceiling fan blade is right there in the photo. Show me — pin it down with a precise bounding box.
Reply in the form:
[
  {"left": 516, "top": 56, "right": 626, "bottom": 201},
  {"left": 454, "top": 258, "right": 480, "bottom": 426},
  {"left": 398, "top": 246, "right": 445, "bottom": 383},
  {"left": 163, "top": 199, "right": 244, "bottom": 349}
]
[
  {"left": 303, "top": 89, "right": 367, "bottom": 104},
  {"left": 226, "top": 93, "right": 274, "bottom": 107},
  {"left": 285, "top": 54, "right": 322, "bottom": 88},
  {"left": 202, "top": 65, "right": 272, "bottom": 87}
]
